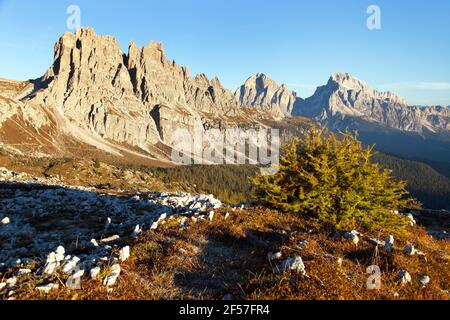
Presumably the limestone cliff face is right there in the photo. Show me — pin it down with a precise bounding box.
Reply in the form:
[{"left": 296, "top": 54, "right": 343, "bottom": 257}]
[
  {"left": 294, "top": 72, "right": 449, "bottom": 133},
  {"left": 28, "top": 28, "right": 160, "bottom": 147},
  {"left": 235, "top": 73, "right": 298, "bottom": 117},
  {"left": 19, "top": 28, "right": 267, "bottom": 154}
]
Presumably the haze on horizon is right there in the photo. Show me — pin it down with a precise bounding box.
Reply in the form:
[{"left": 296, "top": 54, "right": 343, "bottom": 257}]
[{"left": 0, "top": 0, "right": 449, "bottom": 106}]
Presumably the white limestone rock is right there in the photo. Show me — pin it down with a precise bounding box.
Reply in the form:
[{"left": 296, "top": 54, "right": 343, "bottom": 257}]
[
  {"left": 276, "top": 256, "right": 307, "bottom": 276},
  {"left": 344, "top": 230, "right": 360, "bottom": 245},
  {"left": 267, "top": 252, "right": 283, "bottom": 261},
  {"left": 131, "top": 224, "right": 142, "bottom": 238},
  {"left": 17, "top": 269, "right": 32, "bottom": 276},
  {"left": 119, "top": 246, "right": 130, "bottom": 262},
  {"left": 403, "top": 244, "right": 416, "bottom": 256},
  {"left": 90, "top": 267, "right": 101, "bottom": 279},
  {"left": 66, "top": 269, "right": 85, "bottom": 290},
  {"left": 419, "top": 275, "right": 430, "bottom": 286},
  {"left": 101, "top": 235, "right": 120, "bottom": 243},
  {"left": 36, "top": 283, "right": 59, "bottom": 293},
  {"left": 62, "top": 256, "right": 80, "bottom": 274},
  {"left": 90, "top": 238, "right": 99, "bottom": 247},
  {"left": 385, "top": 235, "right": 395, "bottom": 252},
  {"left": 103, "top": 264, "right": 121, "bottom": 287},
  {"left": 399, "top": 270, "right": 412, "bottom": 284}
]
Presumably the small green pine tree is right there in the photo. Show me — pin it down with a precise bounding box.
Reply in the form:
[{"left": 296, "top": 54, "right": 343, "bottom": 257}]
[{"left": 251, "top": 127, "right": 420, "bottom": 235}]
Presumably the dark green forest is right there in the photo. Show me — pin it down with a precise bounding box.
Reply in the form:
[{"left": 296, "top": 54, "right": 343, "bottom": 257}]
[{"left": 144, "top": 153, "right": 450, "bottom": 209}]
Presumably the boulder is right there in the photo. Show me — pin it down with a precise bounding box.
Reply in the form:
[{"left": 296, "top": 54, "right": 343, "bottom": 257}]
[
  {"left": 267, "top": 252, "right": 282, "bottom": 261},
  {"left": 399, "top": 270, "right": 412, "bottom": 284},
  {"left": 403, "top": 244, "right": 416, "bottom": 256},
  {"left": 344, "top": 230, "right": 360, "bottom": 245},
  {"left": 66, "top": 269, "right": 85, "bottom": 290},
  {"left": 101, "top": 235, "right": 120, "bottom": 243},
  {"left": 36, "top": 283, "right": 59, "bottom": 293},
  {"left": 90, "top": 267, "right": 101, "bottom": 279},
  {"left": 419, "top": 275, "right": 430, "bottom": 286},
  {"left": 385, "top": 235, "right": 395, "bottom": 252},
  {"left": 1, "top": 217, "right": 10, "bottom": 225},
  {"left": 277, "top": 256, "right": 307, "bottom": 276},
  {"left": 90, "top": 238, "right": 99, "bottom": 247},
  {"left": 119, "top": 246, "right": 130, "bottom": 262},
  {"left": 17, "top": 269, "right": 32, "bottom": 276},
  {"left": 62, "top": 256, "right": 80, "bottom": 274},
  {"left": 103, "top": 264, "right": 121, "bottom": 287},
  {"left": 131, "top": 225, "right": 142, "bottom": 238}
]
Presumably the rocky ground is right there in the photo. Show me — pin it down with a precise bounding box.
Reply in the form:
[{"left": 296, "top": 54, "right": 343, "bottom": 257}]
[{"left": 0, "top": 165, "right": 449, "bottom": 300}]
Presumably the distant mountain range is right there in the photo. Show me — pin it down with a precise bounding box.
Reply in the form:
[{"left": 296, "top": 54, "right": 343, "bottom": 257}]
[{"left": 0, "top": 27, "right": 448, "bottom": 166}]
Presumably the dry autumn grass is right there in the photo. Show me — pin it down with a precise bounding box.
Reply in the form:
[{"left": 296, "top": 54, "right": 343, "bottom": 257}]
[{"left": 11, "top": 208, "right": 450, "bottom": 301}]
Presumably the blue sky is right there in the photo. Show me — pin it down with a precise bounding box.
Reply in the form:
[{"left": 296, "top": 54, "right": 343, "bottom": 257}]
[{"left": 0, "top": 0, "right": 449, "bottom": 105}]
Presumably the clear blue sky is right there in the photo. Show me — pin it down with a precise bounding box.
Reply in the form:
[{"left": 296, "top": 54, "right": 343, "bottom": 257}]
[{"left": 1, "top": 0, "right": 449, "bottom": 106}]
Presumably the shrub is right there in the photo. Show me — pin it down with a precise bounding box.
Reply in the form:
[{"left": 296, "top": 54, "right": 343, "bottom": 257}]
[{"left": 251, "top": 127, "right": 420, "bottom": 235}]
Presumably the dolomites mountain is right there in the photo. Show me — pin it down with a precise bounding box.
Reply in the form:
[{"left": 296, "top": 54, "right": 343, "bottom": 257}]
[
  {"left": 235, "top": 73, "right": 300, "bottom": 117},
  {"left": 294, "top": 72, "right": 449, "bottom": 134},
  {"left": 0, "top": 28, "right": 449, "bottom": 165},
  {"left": 0, "top": 28, "right": 273, "bottom": 162}
]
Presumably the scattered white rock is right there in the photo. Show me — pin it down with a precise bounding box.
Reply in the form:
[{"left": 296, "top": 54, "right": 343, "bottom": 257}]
[
  {"left": 406, "top": 213, "right": 416, "bottom": 226},
  {"left": 419, "top": 275, "right": 430, "bottom": 286},
  {"left": 0, "top": 282, "right": 6, "bottom": 290},
  {"left": 17, "top": 268, "right": 32, "bottom": 276},
  {"left": 208, "top": 211, "right": 215, "bottom": 221},
  {"left": 119, "top": 246, "right": 130, "bottom": 262},
  {"left": 1, "top": 217, "right": 10, "bottom": 225},
  {"left": 158, "top": 213, "right": 167, "bottom": 222},
  {"left": 267, "top": 252, "right": 282, "bottom": 261},
  {"left": 104, "top": 217, "right": 112, "bottom": 230},
  {"left": 90, "top": 238, "right": 99, "bottom": 247},
  {"left": 131, "top": 224, "right": 142, "bottom": 238},
  {"left": 55, "top": 246, "right": 65, "bottom": 262},
  {"left": 66, "top": 269, "right": 85, "bottom": 290},
  {"left": 56, "top": 246, "right": 65, "bottom": 256},
  {"left": 103, "top": 264, "right": 121, "bottom": 287},
  {"left": 385, "top": 235, "right": 394, "bottom": 252},
  {"left": 179, "top": 217, "right": 188, "bottom": 227},
  {"left": 277, "top": 256, "right": 307, "bottom": 276},
  {"left": 399, "top": 270, "right": 412, "bottom": 284},
  {"left": 6, "top": 277, "right": 17, "bottom": 287},
  {"left": 337, "top": 258, "right": 343, "bottom": 266},
  {"left": 344, "top": 230, "right": 359, "bottom": 245},
  {"left": 43, "top": 252, "right": 58, "bottom": 275},
  {"left": 62, "top": 256, "right": 80, "bottom": 274},
  {"left": 177, "top": 248, "right": 187, "bottom": 255},
  {"left": 36, "top": 283, "right": 59, "bottom": 293},
  {"left": 298, "top": 240, "right": 309, "bottom": 247},
  {"left": 90, "top": 267, "right": 101, "bottom": 279},
  {"left": 101, "top": 235, "right": 120, "bottom": 243},
  {"left": 224, "top": 213, "right": 230, "bottom": 220},
  {"left": 150, "top": 222, "right": 158, "bottom": 230},
  {"left": 403, "top": 244, "right": 416, "bottom": 256}
]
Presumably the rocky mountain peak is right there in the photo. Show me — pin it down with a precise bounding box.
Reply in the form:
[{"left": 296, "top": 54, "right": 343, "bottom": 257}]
[
  {"left": 3, "top": 27, "right": 275, "bottom": 159},
  {"left": 295, "top": 72, "right": 448, "bottom": 133},
  {"left": 236, "top": 73, "right": 299, "bottom": 117}
]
